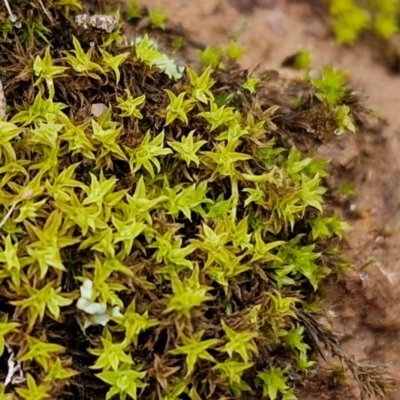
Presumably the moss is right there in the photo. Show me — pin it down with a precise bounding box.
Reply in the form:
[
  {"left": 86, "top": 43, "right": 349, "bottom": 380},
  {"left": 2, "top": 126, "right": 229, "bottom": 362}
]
[
  {"left": 328, "top": 0, "right": 400, "bottom": 44},
  {"left": 0, "top": 0, "right": 395, "bottom": 399}
]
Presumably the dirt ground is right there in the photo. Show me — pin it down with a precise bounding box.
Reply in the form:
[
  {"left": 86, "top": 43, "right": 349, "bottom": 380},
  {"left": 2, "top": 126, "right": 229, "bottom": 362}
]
[{"left": 137, "top": 0, "right": 400, "bottom": 398}]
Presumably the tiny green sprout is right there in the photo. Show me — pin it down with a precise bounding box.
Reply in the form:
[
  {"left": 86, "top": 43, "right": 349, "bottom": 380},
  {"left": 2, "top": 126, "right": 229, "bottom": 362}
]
[
  {"left": 99, "top": 48, "right": 129, "bottom": 83},
  {"left": 164, "top": 90, "right": 195, "bottom": 126},
  {"left": 15, "top": 374, "right": 51, "bottom": 400},
  {"left": 44, "top": 357, "right": 78, "bottom": 382},
  {"left": 310, "top": 213, "right": 350, "bottom": 240},
  {"left": 64, "top": 36, "right": 104, "bottom": 79},
  {"left": 216, "top": 120, "right": 249, "bottom": 143},
  {"left": 15, "top": 199, "right": 47, "bottom": 222},
  {"left": 163, "top": 180, "right": 211, "bottom": 221},
  {"left": 285, "top": 146, "right": 328, "bottom": 179},
  {"left": 332, "top": 104, "right": 356, "bottom": 134},
  {"left": 55, "top": 191, "right": 107, "bottom": 236},
  {"left": 338, "top": 181, "right": 356, "bottom": 197},
  {"left": 161, "top": 381, "right": 188, "bottom": 400},
  {"left": 190, "top": 223, "right": 231, "bottom": 268},
  {"left": 153, "top": 54, "right": 185, "bottom": 80},
  {"left": 298, "top": 174, "right": 326, "bottom": 214},
  {"left": 8, "top": 172, "right": 44, "bottom": 203},
  {"left": 103, "top": 29, "right": 125, "bottom": 48},
  {"left": 257, "top": 366, "right": 297, "bottom": 400},
  {"left": 89, "top": 258, "right": 128, "bottom": 307},
  {"left": 203, "top": 142, "right": 252, "bottom": 177},
  {"left": 11, "top": 281, "right": 73, "bottom": 330},
  {"left": 163, "top": 266, "right": 212, "bottom": 318},
  {"left": 198, "top": 46, "right": 223, "bottom": 68},
  {"left": 112, "top": 300, "right": 158, "bottom": 347},
  {"left": 0, "top": 316, "right": 19, "bottom": 357},
  {"left": 226, "top": 40, "right": 244, "bottom": 62},
  {"left": 198, "top": 102, "right": 238, "bottom": 131},
  {"left": 294, "top": 50, "right": 312, "bottom": 70},
  {"left": 20, "top": 20, "right": 51, "bottom": 45},
  {"left": 0, "top": 384, "right": 13, "bottom": 400},
  {"left": 96, "top": 363, "right": 147, "bottom": 400},
  {"left": 0, "top": 120, "right": 22, "bottom": 163},
  {"left": 213, "top": 360, "right": 253, "bottom": 397},
  {"left": 12, "top": 92, "right": 68, "bottom": 126},
  {"left": 91, "top": 119, "right": 127, "bottom": 167},
  {"left": 29, "top": 120, "right": 64, "bottom": 149},
  {"left": 127, "top": 130, "right": 172, "bottom": 178},
  {"left": 125, "top": 0, "right": 142, "bottom": 19},
  {"left": 44, "top": 162, "right": 86, "bottom": 202},
  {"left": 0, "top": 235, "right": 24, "bottom": 286},
  {"left": 82, "top": 172, "right": 117, "bottom": 209},
  {"left": 0, "top": 160, "right": 29, "bottom": 188},
  {"left": 266, "top": 290, "right": 300, "bottom": 322},
  {"left": 249, "top": 229, "right": 284, "bottom": 263},
  {"left": 25, "top": 210, "right": 80, "bottom": 279},
  {"left": 243, "top": 184, "right": 264, "bottom": 206},
  {"left": 55, "top": 0, "right": 82, "bottom": 14},
  {"left": 133, "top": 34, "right": 163, "bottom": 65},
  {"left": 112, "top": 214, "right": 147, "bottom": 257},
  {"left": 124, "top": 175, "right": 168, "bottom": 224},
  {"left": 170, "top": 330, "right": 220, "bottom": 376},
  {"left": 283, "top": 324, "right": 315, "bottom": 371},
  {"left": 242, "top": 76, "right": 260, "bottom": 94},
  {"left": 116, "top": 89, "right": 146, "bottom": 119},
  {"left": 219, "top": 320, "right": 258, "bottom": 362},
  {"left": 19, "top": 335, "right": 65, "bottom": 372},
  {"left": 60, "top": 118, "right": 95, "bottom": 159},
  {"left": 186, "top": 65, "right": 215, "bottom": 104},
  {"left": 206, "top": 195, "right": 234, "bottom": 222},
  {"left": 133, "top": 35, "right": 184, "bottom": 80},
  {"left": 33, "top": 46, "right": 68, "bottom": 98},
  {"left": 283, "top": 324, "right": 310, "bottom": 355},
  {"left": 150, "top": 230, "right": 197, "bottom": 273},
  {"left": 0, "top": 19, "right": 13, "bottom": 42},
  {"left": 168, "top": 130, "right": 207, "bottom": 166},
  {"left": 171, "top": 36, "right": 184, "bottom": 51},
  {"left": 313, "top": 65, "right": 348, "bottom": 106},
  {"left": 89, "top": 330, "right": 133, "bottom": 371},
  {"left": 149, "top": 6, "right": 168, "bottom": 30},
  {"left": 275, "top": 241, "right": 323, "bottom": 291}
]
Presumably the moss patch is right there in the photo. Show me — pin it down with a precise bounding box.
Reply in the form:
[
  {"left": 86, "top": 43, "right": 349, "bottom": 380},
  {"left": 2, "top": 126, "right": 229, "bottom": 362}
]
[{"left": 0, "top": 1, "right": 395, "bottom": 399}]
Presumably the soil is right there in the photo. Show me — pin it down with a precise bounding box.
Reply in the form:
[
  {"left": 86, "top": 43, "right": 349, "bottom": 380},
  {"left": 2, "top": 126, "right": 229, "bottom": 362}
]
[{"left": 134, "top": 0, "right": 400, "bottom": 398}]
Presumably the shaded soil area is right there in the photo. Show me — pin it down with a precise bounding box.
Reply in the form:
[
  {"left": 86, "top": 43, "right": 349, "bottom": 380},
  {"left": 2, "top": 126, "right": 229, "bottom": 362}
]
[{"left": 133, "top": 0, "right": 400, "bottom": 398}]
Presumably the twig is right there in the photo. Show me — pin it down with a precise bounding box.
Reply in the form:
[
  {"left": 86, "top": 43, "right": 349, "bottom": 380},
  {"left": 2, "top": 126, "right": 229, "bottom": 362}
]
[
  {"left": 4, "top": 346, "right": 24, "bottom": 387},
  {"left": 2, "top": 0, "right": 16, "bottom": 22},
  {"left": 0, "top": 203, "right": 16, "bottom": 230},
  {"left": 38, "top": 0, "right": 53, "bottom": 21},
  {"left": 0, "top": 78, "right": 6, "bottom": 118}
]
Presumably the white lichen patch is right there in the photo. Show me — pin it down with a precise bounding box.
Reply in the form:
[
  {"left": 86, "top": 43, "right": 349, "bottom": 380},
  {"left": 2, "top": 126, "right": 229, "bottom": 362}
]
[{"left": 75, "top": 13, "right": 118, "bottom": 33}]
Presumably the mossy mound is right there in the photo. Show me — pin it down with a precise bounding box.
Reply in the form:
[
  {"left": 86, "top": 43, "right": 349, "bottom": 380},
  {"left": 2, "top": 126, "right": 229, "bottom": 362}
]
[{"left": 0, "top": 1, "right": 393, "bottom": 399}]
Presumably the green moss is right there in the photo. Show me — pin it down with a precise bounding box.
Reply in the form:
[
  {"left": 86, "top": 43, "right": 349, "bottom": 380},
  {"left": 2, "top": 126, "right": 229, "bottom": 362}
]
[
  {"left": 329, "top": 0, "right": 400, "bottom": 44},
  {"left": 0, "top": 1, "right": 395, "bottom": 399}
]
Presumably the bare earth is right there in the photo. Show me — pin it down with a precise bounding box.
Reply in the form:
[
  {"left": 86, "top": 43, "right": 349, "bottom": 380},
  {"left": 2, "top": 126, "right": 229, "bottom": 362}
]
[{"left": 138, "top": 0, "right": 400, "bottom": 398}]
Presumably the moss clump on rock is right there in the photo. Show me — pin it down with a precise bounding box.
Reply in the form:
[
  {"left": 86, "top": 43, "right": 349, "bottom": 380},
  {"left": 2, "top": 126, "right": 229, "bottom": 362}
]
[{"left": 0, "top": 1, "right": 394, "bottom": 399}]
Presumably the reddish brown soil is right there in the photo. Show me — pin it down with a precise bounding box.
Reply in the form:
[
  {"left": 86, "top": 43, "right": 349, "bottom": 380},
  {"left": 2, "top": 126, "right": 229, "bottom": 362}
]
[{"left": 138, "top": 0, "right": 400, "bottom": 398}]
